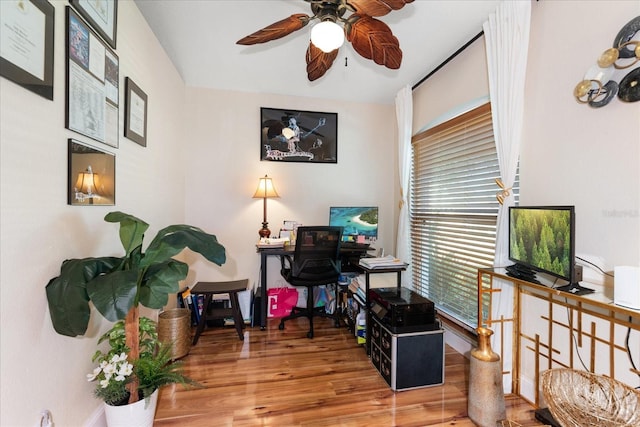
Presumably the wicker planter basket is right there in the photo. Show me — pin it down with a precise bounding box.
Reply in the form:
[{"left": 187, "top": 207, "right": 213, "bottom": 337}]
[
  {"left": 158, "top": 308, "right": 192, "bottom": 360},
  {"left": 541, "top": 368, "right": 640, "bottom": 427}
]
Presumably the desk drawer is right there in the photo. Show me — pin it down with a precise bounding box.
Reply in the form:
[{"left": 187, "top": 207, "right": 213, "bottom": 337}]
[
  {"left": 380, "top": 327, "right": 392, "bottom": 359},
  {"left": 371, "top": 342, "right": 381, "bottom": 371},
  {"left": 380, "top": 353, "right": 392, "bottom": 386},
  {"left": 371, "top": 318, "right": 381, "bottom": 347}
]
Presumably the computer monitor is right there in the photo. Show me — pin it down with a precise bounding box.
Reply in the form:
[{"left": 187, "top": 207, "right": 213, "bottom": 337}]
[{"left": 329, "top": 206, "right": 378, "bottom": 241}]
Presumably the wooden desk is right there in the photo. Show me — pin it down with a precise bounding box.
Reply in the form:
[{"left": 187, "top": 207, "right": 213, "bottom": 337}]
[
  {"left": 477, "top": 267, "right": 640, "bottom": 405},
  {"left": 256, "top": 245, "right": 371, "bottom": 330}
]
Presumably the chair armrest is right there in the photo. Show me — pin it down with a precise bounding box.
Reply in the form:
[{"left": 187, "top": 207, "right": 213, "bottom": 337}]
[{"left": 280, "top": 254, "right": 293, "bottom": 270}]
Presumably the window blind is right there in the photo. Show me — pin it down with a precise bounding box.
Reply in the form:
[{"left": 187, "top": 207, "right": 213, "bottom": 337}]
[{"left": 410, "top": 103, "right": 516, "bottom": 330}]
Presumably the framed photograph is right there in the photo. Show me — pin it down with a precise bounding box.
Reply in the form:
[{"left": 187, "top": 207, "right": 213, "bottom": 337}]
[
  {"left": 0, "top": 0, "right": 55, "bottom": 100},
  {"left": 69, "top": 0, "right": 117, "bottom": 49},
  {"left": 65, "top": 6, "right": 119, "bottom": 148},
  {"left": 260, "top": 107, "right": 337, "bottom": 163},
  {"left": 124, "top": 77, "right": 148, "bottom": 147},
  {"left": 68, "top": 139, "right": 115, "bottom": 206}
]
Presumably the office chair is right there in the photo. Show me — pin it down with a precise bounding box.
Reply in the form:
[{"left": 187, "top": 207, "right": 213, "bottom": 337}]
[{"left": 278, "top": 226, "right": 343, "bottom": 338}]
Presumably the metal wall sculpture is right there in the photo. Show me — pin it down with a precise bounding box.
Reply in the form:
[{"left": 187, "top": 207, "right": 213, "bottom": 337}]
[{"left": 574, "top": 16, "right": 640, "bottom": 108}]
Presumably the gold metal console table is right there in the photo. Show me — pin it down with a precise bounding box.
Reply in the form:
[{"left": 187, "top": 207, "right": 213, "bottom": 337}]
[{"left": 477, "top": 267, "right": 640, "bottom": 406}]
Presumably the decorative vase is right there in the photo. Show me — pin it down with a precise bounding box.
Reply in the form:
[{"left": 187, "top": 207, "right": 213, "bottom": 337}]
[
  {"left": 468, "top": 327, "right": 506, "bottom": 427},
  {"left": 104, "top": 389, "right": 158, "bottom": 427}
]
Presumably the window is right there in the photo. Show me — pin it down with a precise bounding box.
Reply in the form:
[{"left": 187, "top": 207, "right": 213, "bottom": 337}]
[{"left": 410, "top": 103, "right": 518, "bottom": 330}]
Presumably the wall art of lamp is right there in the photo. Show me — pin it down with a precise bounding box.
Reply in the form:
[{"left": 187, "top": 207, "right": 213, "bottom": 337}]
[
  {"left": 74, "top": 165, "right": 100, "bottom": 203},
  {"left": 253, "top": 174, "right": 279, "bottom": 238}
]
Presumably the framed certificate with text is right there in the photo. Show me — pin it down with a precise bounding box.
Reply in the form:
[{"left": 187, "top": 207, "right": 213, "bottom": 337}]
[
  {"left": 0, "top": 0, "right": 55, "bottom": 100},
  {"left": 65, "top": 6, "right": 119, "bottom": 147},
  {"left": 124, "top": 77, "right": 148, "bottom": 147},
  {"left": 70, "top": 0, "right": 117, "bottom": 49}
]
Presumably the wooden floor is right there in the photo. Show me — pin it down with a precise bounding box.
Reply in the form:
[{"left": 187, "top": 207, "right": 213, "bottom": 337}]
[{"left": 154, "top": 317, "right": 544, "bottom": 426}]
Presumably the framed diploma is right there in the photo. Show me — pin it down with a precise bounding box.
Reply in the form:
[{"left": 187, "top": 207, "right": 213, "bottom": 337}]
[
  {"left": 70, "top": 0, "right": 117, "bottom": 49},
  {"left": 0, "top": 0, "right": 55, "bottom": 100},
  {"left": 124, "top": 77, "right": 148, "bottom": 147},
  {"left": 66, "top": 6, "right": 119, "bottom": 147}
]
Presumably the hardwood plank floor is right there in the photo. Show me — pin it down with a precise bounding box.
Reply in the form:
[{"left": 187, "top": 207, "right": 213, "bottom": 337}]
[{"left": 154, "top": 317, "right": 544, "bottom": 426}]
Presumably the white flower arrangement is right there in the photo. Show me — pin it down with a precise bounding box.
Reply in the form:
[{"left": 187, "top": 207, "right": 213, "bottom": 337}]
[{"left": 87, "top": 352, "right": 133, "bottom": 389}]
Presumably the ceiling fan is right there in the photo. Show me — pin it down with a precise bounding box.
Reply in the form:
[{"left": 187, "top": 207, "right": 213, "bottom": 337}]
[{"left": 236, "top": 0, "right": 414, "bottom": 81}]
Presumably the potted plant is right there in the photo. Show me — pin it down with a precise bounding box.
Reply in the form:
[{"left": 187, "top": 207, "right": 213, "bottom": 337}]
[{"left": 46, "top": 211, "right": 226, "bottom": 409}]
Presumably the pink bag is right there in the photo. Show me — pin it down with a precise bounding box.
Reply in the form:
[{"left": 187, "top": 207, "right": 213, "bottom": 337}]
[{"left": 267, "top": 287, "right": 299, "bottom": 318}]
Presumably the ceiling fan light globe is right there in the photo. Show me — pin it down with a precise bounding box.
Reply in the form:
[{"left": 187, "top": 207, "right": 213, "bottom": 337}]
[{"left": 311, "top": 21, "right": 344, "bottom": 53}]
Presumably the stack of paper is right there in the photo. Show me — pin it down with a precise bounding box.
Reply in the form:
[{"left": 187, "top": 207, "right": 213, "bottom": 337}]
[
  {"left": 256, "top": 237, "right": 288, "bottom": 248},
  {"left": 359, "top": 255, "right": 408, "bottom": 269}
]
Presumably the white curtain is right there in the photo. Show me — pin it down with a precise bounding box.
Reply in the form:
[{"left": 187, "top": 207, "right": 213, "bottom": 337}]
[
  {"left": 483, "top": 0, "right": 531, "bottom": 391},
  {"left": 395, "top": 85, "right": 413, "bottom": 285}
]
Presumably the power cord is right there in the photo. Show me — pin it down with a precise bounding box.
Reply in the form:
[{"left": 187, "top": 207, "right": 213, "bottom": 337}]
[
  {"left": 624, "top": 316, "right": 640, "bottom": 388},
  {"left": 566, "top": 302, "right": 640, "bottom": 388},
  {"left": 575, "top": 255, "right": 614, "bottom": 277},
  {"left": 565, "top": 301, "right": 590, "bottom": 372}
]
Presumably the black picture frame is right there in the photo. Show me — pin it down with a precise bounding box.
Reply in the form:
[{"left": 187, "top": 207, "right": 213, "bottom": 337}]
[
  {"left": 65, "top": 6, "right": 119, "bottom": 148},
  {"left": 69, "top": 0, "right": 117, "bottom": 49},
  {"left": 0, "top": 0, "right": 55, "bottom": 100},
  {"left": 68, "top": 139, "right": 115, "bottom": 206},
  {"left": 260, "top": 107, "right": 338, "bottom": 163},
  {"left": 124, "top": 77, "right": 148, "bottom": 147}
]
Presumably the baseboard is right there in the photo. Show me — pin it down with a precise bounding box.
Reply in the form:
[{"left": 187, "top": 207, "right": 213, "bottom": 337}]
[{"left": 442, "top": 324, "right": 473, "bottom": 357}]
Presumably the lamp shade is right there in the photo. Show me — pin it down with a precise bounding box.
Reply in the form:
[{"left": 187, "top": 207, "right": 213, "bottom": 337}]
[
  {"left": 253, "top": 175, "right": 279, "bottom": 199},
  {"left": 310, "top": 21, "right": 344, "bottom": 53},
  {"left": 75, "top": 167, "right": 98, "bottom": 196}
]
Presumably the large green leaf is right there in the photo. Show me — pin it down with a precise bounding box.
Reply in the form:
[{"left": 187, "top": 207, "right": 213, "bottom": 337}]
[
  {"left": 138, "top": 260, "right": 188, "bottom": 309},
  {"left": 105, "top": 211, "right": 149, "bottom": 257},
  {"left": 45, "top": 257, "right": 120, "bottom": 337},
  {"left": 141, "top": 225, "right": 226, "bottom": 267},
  {"left": 87, "top": 269, "right": 139, "bottom": 321},
  {"left": 45, "top": 212, "right": 227, "bottom": 340}
]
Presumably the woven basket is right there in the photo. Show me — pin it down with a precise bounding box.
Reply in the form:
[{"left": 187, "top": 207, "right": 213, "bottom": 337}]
[
  {"left": 541, "top": 368, "right": 640, "bottom": 427},
  {"left": 158, "top": 308, "right": 192, "bottom": 360}
]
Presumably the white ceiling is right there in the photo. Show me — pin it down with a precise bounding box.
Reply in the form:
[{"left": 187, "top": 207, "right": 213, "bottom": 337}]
[{"left": 134, "top": 0, "right": 501, "bottom": 105}]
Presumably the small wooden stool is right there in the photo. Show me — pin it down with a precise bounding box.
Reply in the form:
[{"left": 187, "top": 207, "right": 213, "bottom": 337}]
[{"left": 191, "top": 279, "right": 248, "bottom": 344}]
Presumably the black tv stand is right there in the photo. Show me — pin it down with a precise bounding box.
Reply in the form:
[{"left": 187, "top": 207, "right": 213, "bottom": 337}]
[{"left": 555, "top": 282, "right": 595, "bottom": 296}]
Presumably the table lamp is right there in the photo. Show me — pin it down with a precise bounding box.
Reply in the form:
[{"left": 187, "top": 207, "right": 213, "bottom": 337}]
[{"left": 253, "top": 174, "right": 279, "bottom": 238}]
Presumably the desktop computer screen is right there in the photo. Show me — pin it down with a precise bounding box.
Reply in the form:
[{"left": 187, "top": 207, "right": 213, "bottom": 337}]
[{"left": 329, "top": 206, "right": 378, "bottom": 242}]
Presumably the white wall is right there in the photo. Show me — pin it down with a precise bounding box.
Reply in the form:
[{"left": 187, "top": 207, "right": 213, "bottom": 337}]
[
  {"left": 0, "top": 2, "right": 397, "bottom": 425},
  {"left": 410, "top": 0, "right": 640, "bottom": 396},
  {"left": 522, "top": 0, "right": 640, "bottom": 271},
  {"left": 0, "top": 1, "right": 187, "bottom": 425},
  {"left": 181, "top": 87, "right": 397, "bottom": 293},
  {"left": 518, "top": 0, "right": 640, "bottom": 399}
]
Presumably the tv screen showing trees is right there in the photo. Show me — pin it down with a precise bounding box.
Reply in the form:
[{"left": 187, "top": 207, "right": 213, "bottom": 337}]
[{"left": 509, "top": 206, "right": 574, "bottom": 280}]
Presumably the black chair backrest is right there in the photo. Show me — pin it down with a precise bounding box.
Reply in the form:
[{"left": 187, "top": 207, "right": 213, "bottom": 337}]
[{"left": 291, "top": 226, "right": 343, "bottom": 281}]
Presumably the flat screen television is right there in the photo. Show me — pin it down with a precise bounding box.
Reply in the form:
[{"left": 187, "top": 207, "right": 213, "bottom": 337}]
[
  {"left": 508, "top": 206, "right": 593, "bottom": 295},
  {"left": 329, "top": 206, "right": 378, "bottom": 242}
]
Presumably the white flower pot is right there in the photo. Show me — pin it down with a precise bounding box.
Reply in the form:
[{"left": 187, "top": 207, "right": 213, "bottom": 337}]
[{"left": 104, "top": 389, "right": 158, "bottom": 427}]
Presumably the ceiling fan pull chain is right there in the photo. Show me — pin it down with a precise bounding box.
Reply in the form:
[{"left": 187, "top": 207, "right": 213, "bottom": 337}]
[{"left": 345, "top": 57, "right": 348, "bottom": 67}]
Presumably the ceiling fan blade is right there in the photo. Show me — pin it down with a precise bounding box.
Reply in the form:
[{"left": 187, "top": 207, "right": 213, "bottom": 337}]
[
  {"left": 306, "top": 42, "right": 339, "bottom": 81},
  {"left": 347, "top": 15, "right": 402, "bottom": 69},
  {"left": 237, "top": 14, "right": 310, "bottom": 45},
  {"left": 347, "top": 0, "right": 414, "bottom": 17}
]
